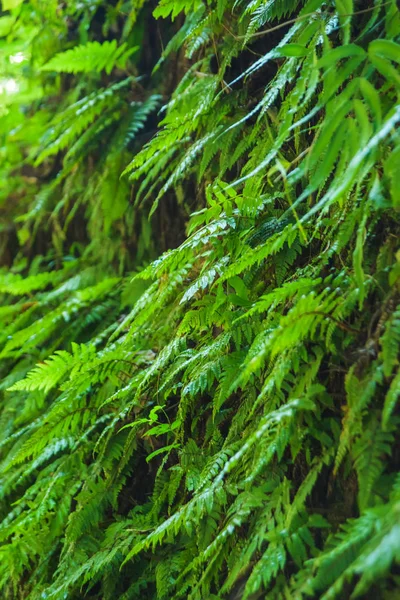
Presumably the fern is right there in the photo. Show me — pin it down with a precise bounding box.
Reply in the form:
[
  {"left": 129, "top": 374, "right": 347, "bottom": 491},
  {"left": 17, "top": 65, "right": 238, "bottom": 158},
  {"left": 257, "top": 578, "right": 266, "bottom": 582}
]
[
  {"left": 0, "top": 0, "right": 399, "bottom": 599},
  {"left": 42, "top": 40, "right": 137, "bottom": 74}
]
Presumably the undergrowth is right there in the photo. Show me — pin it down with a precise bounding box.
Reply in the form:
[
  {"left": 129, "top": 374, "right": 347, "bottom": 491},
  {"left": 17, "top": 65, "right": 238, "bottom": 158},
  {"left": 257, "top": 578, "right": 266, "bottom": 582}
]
[{"left": 0, "top": 0, "right": 399, "bottom": 598}]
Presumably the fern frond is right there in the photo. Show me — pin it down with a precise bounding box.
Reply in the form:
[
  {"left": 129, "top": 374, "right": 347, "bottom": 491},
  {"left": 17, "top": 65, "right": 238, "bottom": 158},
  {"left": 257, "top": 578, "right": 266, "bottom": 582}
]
[{"left": 42, "top": 41, "right": 137, "bottom": 74}]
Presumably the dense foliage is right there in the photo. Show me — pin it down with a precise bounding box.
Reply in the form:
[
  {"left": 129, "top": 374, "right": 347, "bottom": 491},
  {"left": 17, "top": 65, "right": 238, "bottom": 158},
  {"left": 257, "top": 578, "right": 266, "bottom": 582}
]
[{"left": 0, "top": 0, "right": 399, "bottom": 598}]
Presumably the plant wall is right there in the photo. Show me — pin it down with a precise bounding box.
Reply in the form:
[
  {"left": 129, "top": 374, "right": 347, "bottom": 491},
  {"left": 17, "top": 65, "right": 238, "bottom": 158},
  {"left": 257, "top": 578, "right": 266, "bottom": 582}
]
[{"left": 0, "top": 0, "right": 399, "bottom": 598}]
